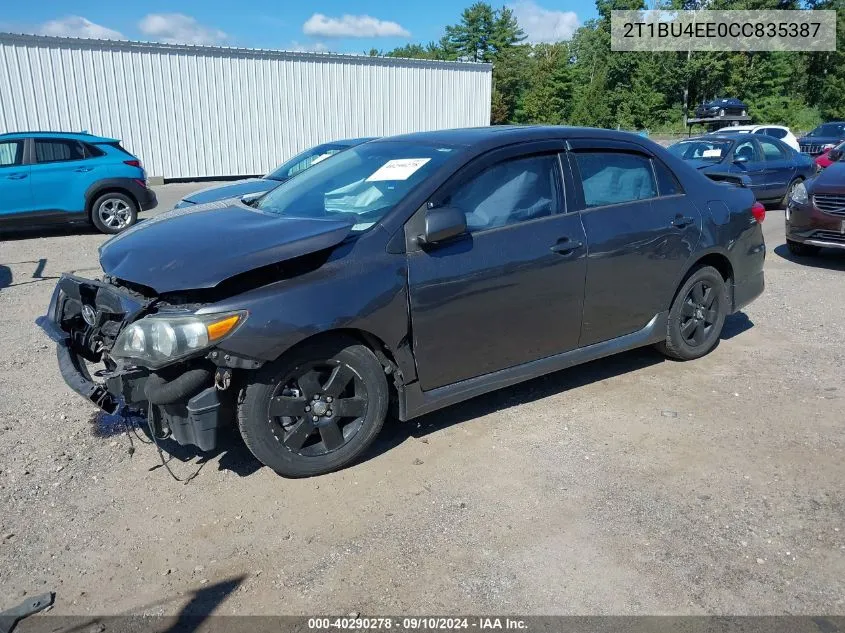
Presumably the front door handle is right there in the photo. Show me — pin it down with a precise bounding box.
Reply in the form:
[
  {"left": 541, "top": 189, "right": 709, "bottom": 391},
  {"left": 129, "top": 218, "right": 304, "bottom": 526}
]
[
  {"left": 671, "top": 215, "right": 694, "bottom": 228},
  {"left": 550, "top": 237, "right": 584, "bottom": 255},
  {"left": 6, "top": 173, "right": 27, "bottom": 180},
  {"left": 74, "top": 167, "right": 93, "bottom": 173}
]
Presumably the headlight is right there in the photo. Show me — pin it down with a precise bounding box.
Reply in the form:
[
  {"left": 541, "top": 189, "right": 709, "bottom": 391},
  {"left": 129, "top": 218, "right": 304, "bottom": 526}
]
[
  {"left": 111, "top": 311, "right": 246, "bottom": 367},
  {"left": 790, "top": 181, "right": 809, "bottom": 204}
]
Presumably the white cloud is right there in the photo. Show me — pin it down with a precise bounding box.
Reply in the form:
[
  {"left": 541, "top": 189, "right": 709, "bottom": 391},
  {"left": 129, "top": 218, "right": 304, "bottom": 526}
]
[
  {"left": 302, "top": 13, "right": 410, "bottom": 38},
  {"left": 38, "top": 16, "right": 124, "bottom": 40},
  {"left": 509, "top": 1, "right": 579, "bottom": 43},
  {"left": 289, "top": 41, "right": 331, "bottom": 53},
  {"left": 138, "top": 13, "right": 228, "bottom": 46}
]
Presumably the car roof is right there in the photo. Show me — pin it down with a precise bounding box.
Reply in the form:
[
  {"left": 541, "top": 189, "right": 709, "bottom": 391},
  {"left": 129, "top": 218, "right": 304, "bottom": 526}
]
[
  {"left": 371, "top": 125, "right": 648, "bottom": 149},
  {"left": 0, "top": 131, "right": 119, "bottom": 143}
]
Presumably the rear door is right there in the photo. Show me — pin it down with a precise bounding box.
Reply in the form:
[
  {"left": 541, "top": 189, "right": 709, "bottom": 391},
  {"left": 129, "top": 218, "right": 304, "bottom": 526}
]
[
  {"left": 756, "top": 137, "right": 796, "bottom": 200},
  {"left": 567, "top": 141, "right": 702, "bottom": 346},
  {"left": 406, "top": 142, "right": 588, "bottom": 390},
  {"left": 29, "top": 138, "right": 98, "bottom": 214},
  {"left": 0, "top": 139, "right": 31, "bottom": 217}
]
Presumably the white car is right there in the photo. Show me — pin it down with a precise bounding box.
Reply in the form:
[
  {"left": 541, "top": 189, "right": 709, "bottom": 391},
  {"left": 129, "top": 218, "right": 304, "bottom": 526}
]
[{"left": 715, "top": 125, "right": 800, "bottom": 151}]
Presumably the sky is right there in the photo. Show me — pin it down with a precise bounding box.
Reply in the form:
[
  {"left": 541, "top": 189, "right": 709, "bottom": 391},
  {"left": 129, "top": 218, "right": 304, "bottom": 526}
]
[{"left": 0, "top": 1, "right": 597, "bottom": 54}]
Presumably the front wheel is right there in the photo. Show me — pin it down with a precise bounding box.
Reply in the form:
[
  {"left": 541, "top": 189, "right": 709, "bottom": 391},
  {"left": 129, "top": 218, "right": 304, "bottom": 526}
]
[
  {"left": 238, "top": 338, "right": 389, "bottom": 477},
  {"left": 657, "top": 266, "right": 728, "bottom": 361}
]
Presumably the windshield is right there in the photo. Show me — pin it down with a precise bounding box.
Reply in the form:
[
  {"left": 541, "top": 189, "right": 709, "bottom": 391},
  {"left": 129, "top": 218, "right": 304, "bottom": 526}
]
[
  {"left": 256, "top": 142, "right": 455, "bottom": 231},
  {"left": 266, "top": 143, "right": 354, "bottom": 182},
  {"left": 668, "top": 139, "right": 733, "bottom": 162},
  {"left": 808, "top": 123, "right": 845, "bottom": 138}
]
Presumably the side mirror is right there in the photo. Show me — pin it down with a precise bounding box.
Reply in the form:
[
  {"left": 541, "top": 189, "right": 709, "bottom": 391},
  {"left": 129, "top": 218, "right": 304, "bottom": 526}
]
[
  {"left": 733, "top": 154, "right": 749, "bottom": 164},
  {"left": 418, "top": 206, "right": 467, "bottom": 245},
  {"left": 829, "top": 149, "right": 842, "bottom": 161}
]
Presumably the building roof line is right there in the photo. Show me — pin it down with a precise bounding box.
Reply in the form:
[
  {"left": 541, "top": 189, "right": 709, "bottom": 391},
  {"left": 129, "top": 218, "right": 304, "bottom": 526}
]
[{"left": 0, "top": 32, "right": 493, "bottom": 71}]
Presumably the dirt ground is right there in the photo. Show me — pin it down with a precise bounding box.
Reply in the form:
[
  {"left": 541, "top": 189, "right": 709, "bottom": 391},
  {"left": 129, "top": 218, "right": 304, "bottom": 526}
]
[{"left": 1, "top": 184, "right": 843, "bottom": 618}]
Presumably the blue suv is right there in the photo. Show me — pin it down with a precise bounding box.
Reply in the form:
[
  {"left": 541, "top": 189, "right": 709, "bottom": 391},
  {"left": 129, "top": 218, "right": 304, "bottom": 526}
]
[{"left": 0, "top": 132, "right": 157, "bottom": 234}]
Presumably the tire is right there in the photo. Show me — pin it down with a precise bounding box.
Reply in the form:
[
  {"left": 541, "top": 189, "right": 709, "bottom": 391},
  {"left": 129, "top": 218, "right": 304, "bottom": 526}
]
[
  {"left": 238, "top": 337, "right": 389, "bottom": 477},
  {"left": 657, "top": 266, "right": 729, "bottom": 361},
  {"left": 787, "top": 240, "right": 821, "bottom": 257},
  {"left": 90, "top": 192, "right": 137, "bottom": 234},
  {"left": 781, "top": 178, "right": 802, "bottom": 209}
]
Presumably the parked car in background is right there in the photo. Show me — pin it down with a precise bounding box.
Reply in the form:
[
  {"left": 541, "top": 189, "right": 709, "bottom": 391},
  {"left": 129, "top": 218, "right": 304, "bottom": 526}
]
[
  {"left": 174, "top": 138, "right": 375, "bottom": 208},
  {"left": 798, "top": 122, "right": 845, "bottom": 155},
  {"left": 786, "top": 160, "right": 845, "bottom": 256},
  {"left": 668, "top": 133, "right": 816, "bottom": 206},
  {"left": 695, "top": 98, "right": 748, "bottom": 118},
  {"left": 0, "top": 132, "right": 155, "bottom": 234},
  {"left": 715, "top": 125, "right": 800, "bottom": 151},
  {"left": 814, "top": 140, "right": 845, "bottom": 170},
  {"left": 39, "top": 126, "right": 765, "bottom": 477}
]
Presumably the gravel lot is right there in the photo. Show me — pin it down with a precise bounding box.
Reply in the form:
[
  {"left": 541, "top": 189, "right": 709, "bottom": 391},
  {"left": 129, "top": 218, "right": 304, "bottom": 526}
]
[{"left": 1, "top": 184, "right": 843, "bottom": 617}]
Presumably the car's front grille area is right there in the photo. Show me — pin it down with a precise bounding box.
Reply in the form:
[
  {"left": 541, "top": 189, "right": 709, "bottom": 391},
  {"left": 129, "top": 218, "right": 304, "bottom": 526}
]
[
  {"left": 801, "top": 144, "right": 825, "bottom": 154},
  {"left": 813, "top": 193, "right": 845, "bottom": 216},
  {"left": 812, "top": 230, "right": 845, "bottom": 244}
]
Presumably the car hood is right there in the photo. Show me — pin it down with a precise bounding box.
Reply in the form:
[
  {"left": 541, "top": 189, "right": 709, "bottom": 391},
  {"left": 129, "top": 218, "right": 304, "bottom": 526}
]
[
  {"left": 799, "top": 136, "right": 844, "bottom": 146},
  {"left": 810, "top": 161, "right": 845, "bottom": 192},
  {"left": 181, "top": 178, "right": 279, "bottom": 205},
  {"left": 99, "top": 201, "right": 354, "bottom": 293}
]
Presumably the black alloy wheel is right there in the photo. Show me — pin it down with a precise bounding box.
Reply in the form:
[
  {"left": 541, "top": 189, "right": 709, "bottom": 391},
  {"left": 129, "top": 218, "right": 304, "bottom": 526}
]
[
  {"left": 269, "top": 360, "right": 369, "bottom": 456},
  {"left": 238, "top": 338, "right": 389, "bottom": 477},
  {"left": 678, "top": 280, "right": 720, "bottom": 348},
  {"left": 657, "top": 265, "right": 728, "bottom": 361}
]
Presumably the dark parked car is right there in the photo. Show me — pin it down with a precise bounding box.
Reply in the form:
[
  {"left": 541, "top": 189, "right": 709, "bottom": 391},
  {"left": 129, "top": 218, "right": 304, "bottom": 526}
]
[
  {"left": 798, "top": 122, "right": 845, "bottom": 156},
  {"left": 38, "top": 126, "right": 765, "bottom": 477},
  {"left": 174, "top": 138, "right": 375, "bottom": 208},
  {"left": 785, "top": 160, "right": 845, "bottom": 255},
  {"left": 668, "top": 133, "right": 816, "bottom": 206},
  {"left": 695, "top": 98, "right": 748, "bottom": 119}
]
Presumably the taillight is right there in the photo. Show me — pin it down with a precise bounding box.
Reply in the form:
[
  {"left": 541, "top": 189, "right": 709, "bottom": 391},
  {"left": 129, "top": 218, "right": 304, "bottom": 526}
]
[
  {"left": 751, "top": 202, "right": 766, "bottom": 223},
  {"left": 133, "top": 178, "right": 147, "bottom": 189},
  {"left": 124, "top": 159, "right": 141, "bottom": 167}
]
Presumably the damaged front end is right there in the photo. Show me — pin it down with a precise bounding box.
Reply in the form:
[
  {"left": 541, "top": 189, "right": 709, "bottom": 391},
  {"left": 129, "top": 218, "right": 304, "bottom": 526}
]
[{"left": 37, "top": 274, "right": 256, "bottom": 452}]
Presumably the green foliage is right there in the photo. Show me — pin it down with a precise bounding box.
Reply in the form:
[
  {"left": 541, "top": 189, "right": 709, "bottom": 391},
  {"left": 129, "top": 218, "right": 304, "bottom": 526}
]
[{"left": 382, "top": 0, "right": 842, "bottom": 130}]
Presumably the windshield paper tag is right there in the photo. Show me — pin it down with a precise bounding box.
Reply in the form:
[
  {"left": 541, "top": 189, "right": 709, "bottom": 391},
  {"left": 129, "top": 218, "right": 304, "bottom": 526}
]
[
  {"left": 366, "top": 158, "right": 431, "bottom": 182},
  {"left": 702, "top": 149, "right": 723, "bottom": 157}
]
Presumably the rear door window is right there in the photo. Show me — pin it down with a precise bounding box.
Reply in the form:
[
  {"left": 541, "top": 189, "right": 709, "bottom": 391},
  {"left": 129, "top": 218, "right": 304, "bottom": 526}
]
[
  {"left": 733, "top": 140, "right": 760, "bottom": 162},
  {"left": 0, "top": 140, "right": 24, "bottom": 167},
  {"left": 573, "top": 151, "right": 657, "bottom": 208},
  {"left": 34, "top": 139, "right": 86, "bottom": 163},
  {"left": 759, "top": 139, "right": 787, "bottom": 160}
]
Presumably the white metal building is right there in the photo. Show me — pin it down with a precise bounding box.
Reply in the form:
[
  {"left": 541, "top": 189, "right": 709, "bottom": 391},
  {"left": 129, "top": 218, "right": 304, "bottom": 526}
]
[{"left": 0, "top": 33, "right": 492, "bottom": 180}]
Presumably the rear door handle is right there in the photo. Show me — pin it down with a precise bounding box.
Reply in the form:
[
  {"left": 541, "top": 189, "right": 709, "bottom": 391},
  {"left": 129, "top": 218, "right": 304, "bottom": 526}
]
[
  {"left": 6, "top": 173, "right": 27, "bottom": 180},
  {"left": 74, "top": 167, "right": 93, "bottom": 173},
  {"left": 550, "top": 237, "right": 584, "bottom": 255},
  {"left": 671, "top": 215, "right": 694, "bottom": 228}
]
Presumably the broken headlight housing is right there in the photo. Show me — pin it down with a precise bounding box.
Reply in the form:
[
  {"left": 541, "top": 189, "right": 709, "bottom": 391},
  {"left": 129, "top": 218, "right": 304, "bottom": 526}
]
[{"left": 111, "top": 311, "right": 247, "bottom": 368}]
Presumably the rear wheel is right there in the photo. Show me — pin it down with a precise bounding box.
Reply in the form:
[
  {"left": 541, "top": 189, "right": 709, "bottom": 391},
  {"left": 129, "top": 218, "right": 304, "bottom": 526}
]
[
  {"left": 781, "top": 178, "right": 802, "bottom": 209},
  {"left": 787, "top": 240, "right": 821, "bottom": 257},
  {"left": 90, "top": 192, "right": 137, "bottom": 234},
  {"left": 238, "top": 338, "right": 389, "bottom": 477},
  {"left": 657, "top": 266, "right": 728, "bottom": 361}
]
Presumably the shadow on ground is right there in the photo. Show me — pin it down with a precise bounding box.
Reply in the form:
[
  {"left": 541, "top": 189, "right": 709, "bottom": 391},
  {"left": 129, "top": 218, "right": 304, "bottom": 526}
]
[
  {"left": 87, "top": 312, "right": 755, "bottom": 478},
  {"left": 773, "top": 242, "right": 845, "bottom": 272}
]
